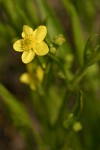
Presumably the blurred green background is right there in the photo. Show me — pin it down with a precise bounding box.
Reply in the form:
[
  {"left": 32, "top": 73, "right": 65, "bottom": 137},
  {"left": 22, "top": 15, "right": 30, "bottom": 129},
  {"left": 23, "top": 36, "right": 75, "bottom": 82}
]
[{"left": 0, "top": 0, "right": 100, "bottom": 150}]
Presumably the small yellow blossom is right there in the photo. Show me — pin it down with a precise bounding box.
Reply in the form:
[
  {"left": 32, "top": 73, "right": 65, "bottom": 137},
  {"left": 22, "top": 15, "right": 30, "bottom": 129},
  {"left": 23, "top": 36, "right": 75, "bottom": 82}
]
[
  {"left": 13, "top": 25, "right": 49, "bottom": 63},
  {"left": 20, "top": 72, "right": 36, "bottom": 90},
  {"left": 20, "top": 65, "right": 44, "bottom": 90}
]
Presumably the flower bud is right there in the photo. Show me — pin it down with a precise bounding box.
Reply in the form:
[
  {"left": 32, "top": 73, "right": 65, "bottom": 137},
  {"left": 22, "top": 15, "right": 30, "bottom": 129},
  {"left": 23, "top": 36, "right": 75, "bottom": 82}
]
[
  {"left": 72, "top": 121, "right": 82, "bottom": 132},
  {"left": 54, "top": 34, "right": 66, "bottom": 46}
]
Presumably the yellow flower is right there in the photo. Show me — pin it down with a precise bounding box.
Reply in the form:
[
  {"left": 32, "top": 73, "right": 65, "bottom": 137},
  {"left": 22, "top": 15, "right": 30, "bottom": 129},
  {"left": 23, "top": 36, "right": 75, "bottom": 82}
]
[
  {"left": 20, "top": 72, "right": 36, "bottom": 90},
  {"left": 20, "top": 65, "right": 44, "bottom": 90},
  {"left": 13, "top": 25, "right": 49, "bottom": 63}
]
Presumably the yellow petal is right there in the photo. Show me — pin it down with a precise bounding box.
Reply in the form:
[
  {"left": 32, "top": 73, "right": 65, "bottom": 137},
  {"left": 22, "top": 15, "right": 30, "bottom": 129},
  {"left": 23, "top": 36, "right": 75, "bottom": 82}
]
[
  {"left": 21, "top": 50, "right": 35, "bottom": 63},
  {"left": 36, "top": 66, "right": 44, "bottom": 82},
  {"left": 34, "top": 41, "right": 49, "bottom": 56},
  {"left": 33, "top": 26, "right": 47, "bottom": 41},
  {"left": 13, "top": 39, "right": 24, "bottom": 52},
  {"left": 20, "top": 73, "right": 30, "bottom": 84},
  {"left": 22, "top": 25, "right": 33, "bottom": 38}
]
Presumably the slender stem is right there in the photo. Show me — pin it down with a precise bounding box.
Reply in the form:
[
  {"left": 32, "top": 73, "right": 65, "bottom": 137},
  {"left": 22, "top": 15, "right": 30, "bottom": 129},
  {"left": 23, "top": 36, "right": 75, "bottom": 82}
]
[
  {"left": 54, "top": 90, "right": 72, "bottom": 127},
  {"left": 48, "top": 53, "right": 70, "bottom": 83},
  {"left": 36, "top": 56, "right": 46, "bottom": 71},
  {"left": 55, "top": 65, "right": 88, "bottom": 126},
  {"left": 70, "top": 66, "right": 87, "bottom": 90}
]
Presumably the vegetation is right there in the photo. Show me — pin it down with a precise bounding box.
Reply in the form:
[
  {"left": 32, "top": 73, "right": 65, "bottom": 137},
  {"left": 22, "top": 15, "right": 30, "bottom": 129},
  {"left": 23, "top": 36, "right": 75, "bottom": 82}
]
[{"left": 0, "top": 0, "right": 100, "bottom": 149}]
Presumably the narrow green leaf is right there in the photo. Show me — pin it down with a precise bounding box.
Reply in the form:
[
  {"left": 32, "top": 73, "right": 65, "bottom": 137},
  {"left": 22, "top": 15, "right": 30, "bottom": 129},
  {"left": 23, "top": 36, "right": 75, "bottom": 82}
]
[
  {"left": 25, "top": 0, "right": 39, "bottom": 25},
  {"left": 36, "top": 0, "right": 64, "bottom": 37},
  {"left": 73, "top": 91, "right": 83, "bottom": 118},
  {"left": 62, "top": 0, "right": 85, "bottom": 66},
  {"left": 35, "top": 0, "right": 71, "bottom": 54},
  {"left": 0, "top": 83, "right": 45, "bottom": 150},
  {"left": 0, "top": 83, "right": 31, "bottom": 127}
]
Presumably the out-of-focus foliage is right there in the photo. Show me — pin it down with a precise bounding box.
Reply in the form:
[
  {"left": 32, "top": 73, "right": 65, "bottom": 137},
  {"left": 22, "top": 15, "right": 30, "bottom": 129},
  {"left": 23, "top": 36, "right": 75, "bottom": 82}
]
[{"left": 0, "top": 0, "right": 100, "bottom": 150}]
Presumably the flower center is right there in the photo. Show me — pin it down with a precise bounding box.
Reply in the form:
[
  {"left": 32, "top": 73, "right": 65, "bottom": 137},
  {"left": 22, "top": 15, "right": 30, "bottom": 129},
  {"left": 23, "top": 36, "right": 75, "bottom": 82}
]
[{"left": 23, "top": 36, "right": 35, "bottom": 51}]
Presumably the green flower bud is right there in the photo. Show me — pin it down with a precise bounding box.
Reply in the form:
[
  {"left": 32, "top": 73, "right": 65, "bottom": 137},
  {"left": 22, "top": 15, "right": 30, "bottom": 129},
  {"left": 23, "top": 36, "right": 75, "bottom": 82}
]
[
  {"left": 72, "top": 121, "right": 82, "bottom": 132},
  {"left": 54, "top": 34, "right": 66, "bottom": 46},
  {"left": 50, "top": 47, "right": 57, "bottom": 54}
]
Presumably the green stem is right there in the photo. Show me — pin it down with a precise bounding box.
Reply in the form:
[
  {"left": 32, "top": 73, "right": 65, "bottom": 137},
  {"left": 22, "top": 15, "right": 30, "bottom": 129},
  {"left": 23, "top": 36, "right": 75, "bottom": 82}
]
[
  {"left": 36, "top": 56, "right": 46, "bottom": 71},
  {"left": 54, "top": 90, "right": 72, "bottom": 127},
  {"left": 48, "top": 53, "right": 70, "bottom": 83},
  {"left": 70, "top": 66, "right": 87, "bottom": 90},
  {"left": 55, "top": 65, "right": 88, "bottom": 126}
]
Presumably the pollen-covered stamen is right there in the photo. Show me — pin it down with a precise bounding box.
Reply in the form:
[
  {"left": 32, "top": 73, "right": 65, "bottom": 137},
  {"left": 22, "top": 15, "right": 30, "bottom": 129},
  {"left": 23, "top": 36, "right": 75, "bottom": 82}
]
[{"left": 22, "top": 36, "right": 35, "bottom": 51}]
